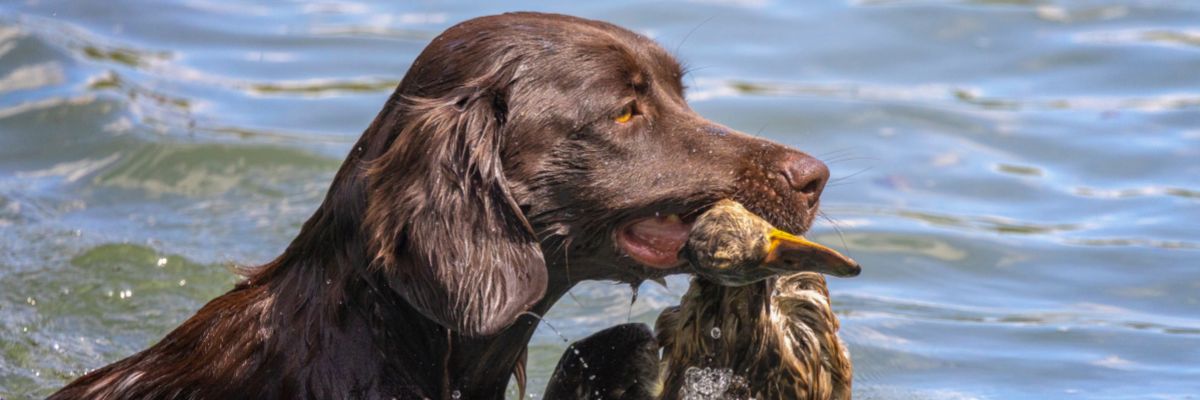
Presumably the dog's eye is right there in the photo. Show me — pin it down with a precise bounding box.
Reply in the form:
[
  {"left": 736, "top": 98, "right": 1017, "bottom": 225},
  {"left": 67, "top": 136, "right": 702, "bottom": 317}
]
[{"left": 614, "top": 101, "right": 638, "bottom": 123}]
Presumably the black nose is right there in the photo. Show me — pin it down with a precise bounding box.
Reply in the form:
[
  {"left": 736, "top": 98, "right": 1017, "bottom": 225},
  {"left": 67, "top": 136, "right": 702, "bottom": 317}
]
[{"left": 778, "top": 152, "right": 829, "bottom": 207}]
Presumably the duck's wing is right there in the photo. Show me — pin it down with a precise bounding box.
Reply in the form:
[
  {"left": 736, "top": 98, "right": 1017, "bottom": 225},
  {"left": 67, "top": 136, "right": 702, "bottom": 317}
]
[{"left": 774, "top": 272, "right": 853, "bottom": 400}]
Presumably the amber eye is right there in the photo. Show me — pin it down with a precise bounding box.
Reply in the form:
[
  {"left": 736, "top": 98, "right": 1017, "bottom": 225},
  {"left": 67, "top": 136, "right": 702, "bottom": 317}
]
[{"left": 614, "top": 101, "right": 637, "bottom": 123}]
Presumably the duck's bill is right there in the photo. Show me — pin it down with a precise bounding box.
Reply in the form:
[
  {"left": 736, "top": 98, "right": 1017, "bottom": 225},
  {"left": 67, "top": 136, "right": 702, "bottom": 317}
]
[{"left": 763, "top": 229, "right": 861, "bottom": 278}]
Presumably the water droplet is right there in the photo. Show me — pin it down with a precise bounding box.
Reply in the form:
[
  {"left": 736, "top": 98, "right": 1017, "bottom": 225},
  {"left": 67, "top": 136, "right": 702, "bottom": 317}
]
[
  {"left": 156, "top": 257, "right": 168, "bottom": 267},
  {"left": 710, "top": 327, "right": 721, "bottom": 339},
  {"left": 451, "top": 390, "right": 461, "bottom": 399},
  {"left": 179, "top": 279, "right": 187, "bottom": 287},
  {"left": 589, "top": 374, "right": 596, "bottom": 381}
]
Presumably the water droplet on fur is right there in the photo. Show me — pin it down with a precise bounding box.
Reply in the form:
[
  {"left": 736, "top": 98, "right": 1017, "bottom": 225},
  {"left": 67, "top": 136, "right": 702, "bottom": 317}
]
[
  {"left": 710, "top": 327, "right": 721, "bottom": 339},
  {"left": 451, "top": 390, "right": 461, "bottom": 399},
  {"left": 589, "top": 374, "right": 596, "bottom": 381}
]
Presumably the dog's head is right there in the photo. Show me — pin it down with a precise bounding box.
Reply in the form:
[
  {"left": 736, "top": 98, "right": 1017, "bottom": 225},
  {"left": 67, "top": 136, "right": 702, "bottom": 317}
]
[{"left": 357, "top": 13, "right": 832, "bottom": 336}]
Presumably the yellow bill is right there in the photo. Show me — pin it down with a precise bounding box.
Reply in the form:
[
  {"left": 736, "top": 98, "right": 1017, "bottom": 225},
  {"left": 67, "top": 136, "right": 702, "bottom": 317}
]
[{"left": 763, "top": 228, "right": 861, "bottom": 277}]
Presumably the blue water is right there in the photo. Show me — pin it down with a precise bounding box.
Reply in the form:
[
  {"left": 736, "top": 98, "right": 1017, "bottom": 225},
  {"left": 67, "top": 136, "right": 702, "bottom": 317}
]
[{"left": 1, "top": 1, "right": 1198, "bottom": 398}]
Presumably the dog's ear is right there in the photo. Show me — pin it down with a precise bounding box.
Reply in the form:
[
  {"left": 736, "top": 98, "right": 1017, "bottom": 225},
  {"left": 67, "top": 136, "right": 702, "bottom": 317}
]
[{"left": 365, "top": 81, "right": 546, "bottom": 337}]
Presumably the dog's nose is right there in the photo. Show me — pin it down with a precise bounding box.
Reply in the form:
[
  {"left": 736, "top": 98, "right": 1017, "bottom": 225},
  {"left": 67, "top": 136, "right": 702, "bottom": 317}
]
[{"left": 778, "top": 153, "right": 829, "bottom": 207}]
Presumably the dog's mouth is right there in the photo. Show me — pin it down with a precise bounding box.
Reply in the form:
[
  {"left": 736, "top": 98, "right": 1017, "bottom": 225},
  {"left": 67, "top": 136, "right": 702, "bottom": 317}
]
[
  {"left": 614, "top": 203, "right": 823, "bottom": 273},
  {"left": 615, "top": 213, "right": 694, "bottom": 269}
]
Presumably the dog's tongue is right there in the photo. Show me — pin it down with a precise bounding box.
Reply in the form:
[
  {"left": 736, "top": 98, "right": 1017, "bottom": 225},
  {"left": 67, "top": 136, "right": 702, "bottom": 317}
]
[{"left": 618, "top": 215, "right": 691, "bottom": 269}]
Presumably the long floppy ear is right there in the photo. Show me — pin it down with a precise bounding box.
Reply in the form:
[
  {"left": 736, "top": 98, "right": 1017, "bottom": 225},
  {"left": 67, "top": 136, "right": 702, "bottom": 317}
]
[{"left": 365, "top": 81, "right": 546, "bottom": 337}]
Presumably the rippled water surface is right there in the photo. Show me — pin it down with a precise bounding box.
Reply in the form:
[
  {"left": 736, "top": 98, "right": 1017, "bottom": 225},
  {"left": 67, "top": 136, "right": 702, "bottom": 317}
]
[{"left": 2, "top": 1, "right": 1198, "bottom": 398}]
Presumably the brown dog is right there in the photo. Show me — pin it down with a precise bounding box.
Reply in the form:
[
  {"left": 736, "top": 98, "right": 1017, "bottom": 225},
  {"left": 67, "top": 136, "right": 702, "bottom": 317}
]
[{"left": 52, "top": 12, "right": 835, "bottom": 399}]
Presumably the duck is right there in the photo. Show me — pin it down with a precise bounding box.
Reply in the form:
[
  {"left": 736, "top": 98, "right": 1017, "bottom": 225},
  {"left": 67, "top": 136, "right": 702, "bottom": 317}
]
[{"left": 541, "top": 200, "right": 860, "bottom": 400}]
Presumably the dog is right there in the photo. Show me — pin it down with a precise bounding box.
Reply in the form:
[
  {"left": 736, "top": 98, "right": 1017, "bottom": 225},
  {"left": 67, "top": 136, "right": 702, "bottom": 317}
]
[{"left": 51, "top": 12, "right": 835, "bottom": 399}]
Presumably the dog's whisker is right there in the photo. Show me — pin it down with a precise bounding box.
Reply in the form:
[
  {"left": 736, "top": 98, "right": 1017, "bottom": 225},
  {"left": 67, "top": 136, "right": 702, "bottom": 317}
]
[
  {"left": 825, "top": 156, "right": 879, "bottom": 165},
  {"left": 674, "top": 16, "right": 714, "bottom": 56},
  {"left": 818, "top": 211, "right": 852, "bottom": 253},
  {"left": 816, "top": 146, "right": 862, "bottom": 159},
  {"left": 829, "top": 166, "right": 875, "bottom": 184}
]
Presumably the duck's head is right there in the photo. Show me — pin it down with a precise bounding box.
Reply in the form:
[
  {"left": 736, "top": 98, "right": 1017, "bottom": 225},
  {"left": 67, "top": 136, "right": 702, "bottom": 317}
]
[{"left": 683, "top": 200, "right": 860, "bottom": 286}]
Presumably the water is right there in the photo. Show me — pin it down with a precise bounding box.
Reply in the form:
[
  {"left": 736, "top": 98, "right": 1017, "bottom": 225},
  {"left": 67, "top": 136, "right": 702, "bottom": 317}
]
[{"left": 1, "top": 1, "right": 1197, "bottom": 398}]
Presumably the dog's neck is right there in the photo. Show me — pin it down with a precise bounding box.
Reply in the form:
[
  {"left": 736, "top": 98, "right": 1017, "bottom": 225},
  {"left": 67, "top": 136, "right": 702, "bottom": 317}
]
[
  {"left": 447, "top": 276, "right": 574, "bottom": 398},
  {"left": 228, "top": 162, "right": 608, "bottom": 398},
  {"left": 236, "top": 210, "right": 581, "bottom": 399}
]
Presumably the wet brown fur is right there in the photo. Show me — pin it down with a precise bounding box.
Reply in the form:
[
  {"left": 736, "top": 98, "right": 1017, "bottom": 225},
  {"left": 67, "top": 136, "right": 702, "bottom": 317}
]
[{"left": 656, "top": 273, "right": 853, "bottom": 400}]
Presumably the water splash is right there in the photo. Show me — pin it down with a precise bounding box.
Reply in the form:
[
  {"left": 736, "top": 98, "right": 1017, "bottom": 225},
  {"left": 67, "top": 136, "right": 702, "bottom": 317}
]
[
  {"left": 521, "top": 311, "right": 589, "bottom": 368},
  {"left": 520, "top": 311, "right": 570, "bottom": 344},
  {"left": 680, "top": 367, "right": 748, "bottom": 400},
  {"left": 570, "top": 347, "right": 590, "bottom": 369}
]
